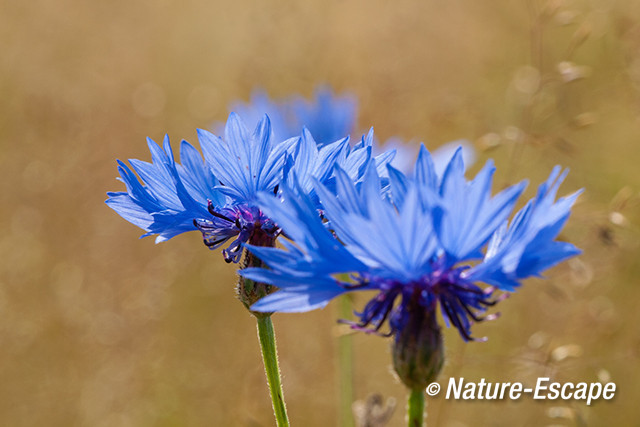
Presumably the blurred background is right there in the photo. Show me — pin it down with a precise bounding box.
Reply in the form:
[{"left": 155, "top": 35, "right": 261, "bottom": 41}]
[{"left": 1, "top": 0, "right": 639, "bottom": 425}]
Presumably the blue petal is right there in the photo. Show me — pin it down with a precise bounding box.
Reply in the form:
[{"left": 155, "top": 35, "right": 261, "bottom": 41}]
[{"left": 251, "top": 288, "right": 348, "bottom": 313}]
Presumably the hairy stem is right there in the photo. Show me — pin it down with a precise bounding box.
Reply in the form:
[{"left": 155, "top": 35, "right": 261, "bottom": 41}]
[{"left": 256, "top": 315, "right": 290, "bottom": 426}]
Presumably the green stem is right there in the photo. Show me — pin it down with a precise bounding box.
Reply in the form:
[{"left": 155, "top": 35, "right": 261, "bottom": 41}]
[
  {"left": 407, "top": 388, "right": 425, "bottom": 427},
  {"left": 338, "top": 294, "right": 354, "bottom": 427},
  {"left": 256, "top": 315, "right": 290, "bottom": 427}
]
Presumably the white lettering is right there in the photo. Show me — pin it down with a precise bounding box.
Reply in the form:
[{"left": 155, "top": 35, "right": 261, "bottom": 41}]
[
  {"left": 603, "top": 383, "right": 616, "bottom": 400},
  {"left": 446, "top": 377, "right": 464, "bottom": 399},
  {"left": 442, "top": 378, "right": 616, "bottom": 404},
  {"left": 534, "top": 377, "right": 549, "bottom": 399}
]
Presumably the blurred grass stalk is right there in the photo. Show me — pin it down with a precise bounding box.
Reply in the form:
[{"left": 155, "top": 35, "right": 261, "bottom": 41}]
[{"left": 338, "top": 293, "right": 355, "bottom": 427}]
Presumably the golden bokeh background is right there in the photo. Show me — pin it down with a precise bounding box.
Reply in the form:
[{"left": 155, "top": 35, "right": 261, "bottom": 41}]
[{"left": 1, "top": 0, "right": 639, "bottom": 425}]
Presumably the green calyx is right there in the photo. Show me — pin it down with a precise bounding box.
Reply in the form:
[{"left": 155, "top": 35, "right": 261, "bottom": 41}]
[{"left": 392, "top": 303, "right": 444, "bottom": 391}]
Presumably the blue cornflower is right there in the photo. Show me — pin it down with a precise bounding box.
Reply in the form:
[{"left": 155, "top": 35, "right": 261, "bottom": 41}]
[
  {"left": 229, "top": 86, "right": 357, "bottom": 146},
  {"left": 107, "top": 112, "right": 397, "bottom": 265},
  {"left": 193, "top": 114, "right": 302, "bottom": 262},
  {"left": 241, "top": 146, "right": 581, "bottom": 341},
  {"left": 107, "top": 113, "right": 300, "bottom": 263},
  {"left": 291, "top": 86, "right": 357, "bottom": 147}
]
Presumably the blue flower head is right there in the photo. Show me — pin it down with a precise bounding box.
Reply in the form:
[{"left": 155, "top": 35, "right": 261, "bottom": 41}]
[
  {"left": 193, "top": 113, "right": 302, "bottom": 262},
  {"left": 107, "top": 112, "right": 396, "bottom": 266},
  {"left": 107, "top": 113, "right": 302, "bottom": 263},
  {"left": 229, "top": 86, "right": 357, "bottom": 146},
  {"left": 291, "top": 86, "right": 357, "bottom": 147},
  {"left": 241, "top": 146, "right": 581, "bottom": 387},
  {"left": 241, "top": 146, "right": 581, "bottom": 341}
]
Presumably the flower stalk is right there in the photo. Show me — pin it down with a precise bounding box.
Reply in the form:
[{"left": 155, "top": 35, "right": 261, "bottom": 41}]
[
  {"left": 407, "top": 388, "right": 425, "bottom": 427},
  {"left": 242, "top": 233, "right": 289, "bottom": 426},
  {"left": 256, "top": 313, "right": 290, "bottom": 426}
]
